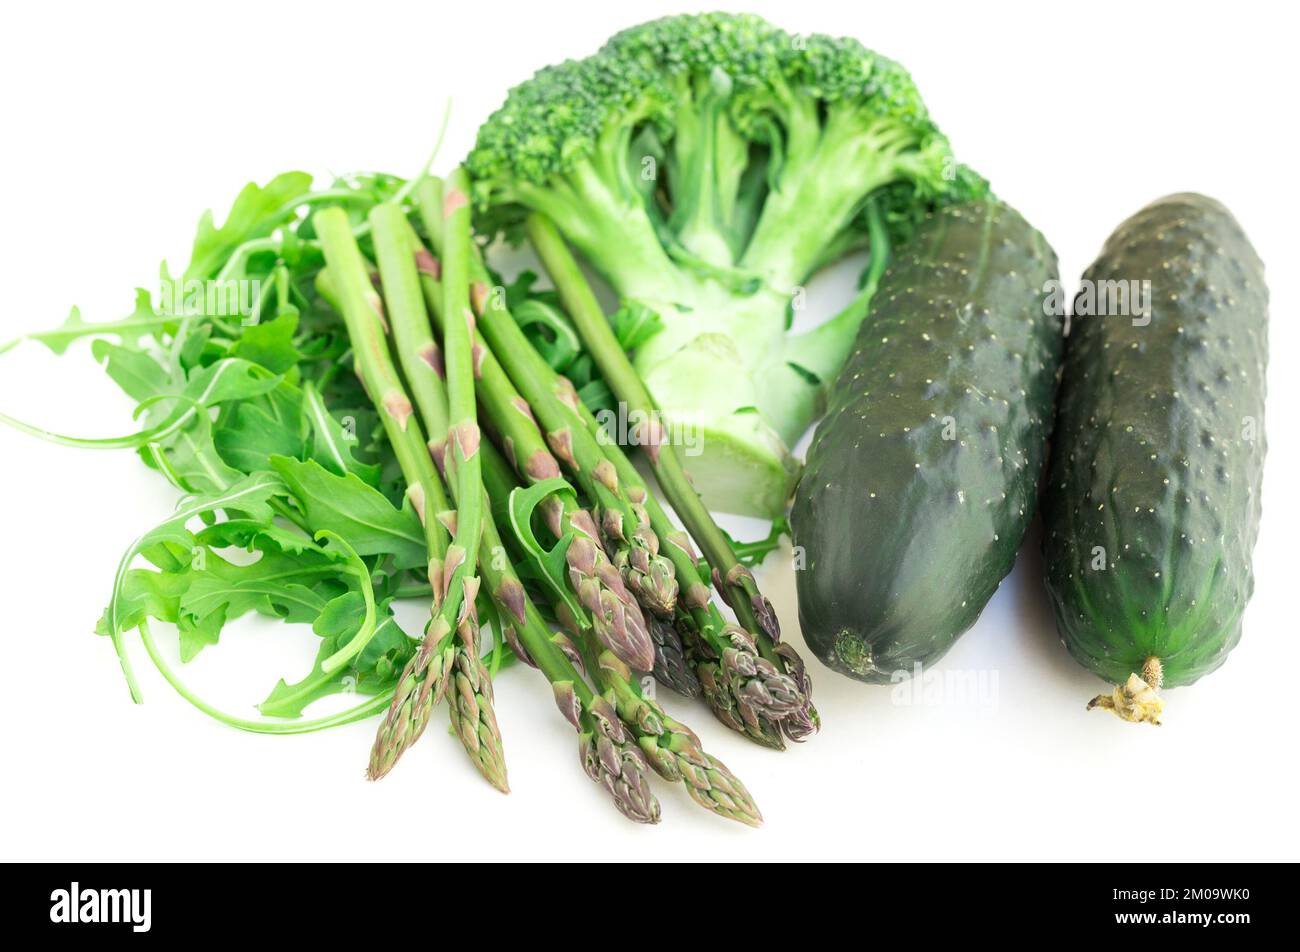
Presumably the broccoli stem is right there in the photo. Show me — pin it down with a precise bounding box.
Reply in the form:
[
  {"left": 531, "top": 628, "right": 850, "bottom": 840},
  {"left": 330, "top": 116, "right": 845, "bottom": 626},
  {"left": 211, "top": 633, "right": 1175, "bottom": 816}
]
[
  {"left": 781, "top": 199, "right": 891, "bottom": 381},
  {"left": 514, "top": 163, "right": 681, "bottom": 301},
  {"left": 739, "top": 112, "right": 917, "bottom": 290}
]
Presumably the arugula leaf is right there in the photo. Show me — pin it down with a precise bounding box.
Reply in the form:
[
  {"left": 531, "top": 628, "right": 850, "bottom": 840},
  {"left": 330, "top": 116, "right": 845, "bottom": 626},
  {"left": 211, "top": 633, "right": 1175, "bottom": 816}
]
[
  {"left": 257, "top": 637, "right": 353, "bottom": 719},
  {"left": 176, "top": 357, "right": 283, "bottom": 408},
  {"left": 511, "top": 297, "right": 582, "bottom": 370},
  {"left": 102, "top": 471, "right": 286, "bottom": 700},
  {"left": 724, "top": 515, "right": 792, "bottom": 567},
  {"left": 196, "top": 519, "right": 319, "bottom": 558},
  {"left": 230, "top": 312, "right": 302, "bottom": 373},
  {"left": 269, "top": 456, "right": 426, "bottom": 570},
  {"left": 145, "top": 408, "right": 245, "bottom": 494},
  {"left": 176, "top": 606, "right": 229, "bottom": 664},
  {"left": 611, "top": 299, "right": 664, "bottom": 350},
  {"left": 0, "top": 291, "right": 170, "bottom": 358},
  {"left": 300, "top": 381, "right": 381, "bottom": 485},
  {"left": 258, "top": 593, "right": 413, "bottom": 718},
  {"left": 314, "top": 531, "right": 378, "bottom": 674},
  {"left": 214, "top": 383, "right": 305, "bottom": 475},
  {"left": 184, "top": 172, "right": 314, "bottom": 281},
  {"left": 177, "top": 548, "right": 342, "bottom": 660},
  {"left": 92, "top": 340, "right": 170, "bottom": 403},
  {"left": 177, "top": 322, "right": 218, "bottom": 372},
  {"left": 7, "top": 170, "right": 442, "bottom": 731},
  {"left": 137, "top": 359, "right": 284, "bottom": 492},
  {"left": 95, "top": 567, "right": 189, "bottom": 636}
]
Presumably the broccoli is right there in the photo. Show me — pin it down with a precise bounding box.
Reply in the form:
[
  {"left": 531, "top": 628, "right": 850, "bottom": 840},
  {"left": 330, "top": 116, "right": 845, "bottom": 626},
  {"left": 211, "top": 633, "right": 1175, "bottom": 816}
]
[{"left": 469, "top": 12, "right": 986, "bottom": 517}]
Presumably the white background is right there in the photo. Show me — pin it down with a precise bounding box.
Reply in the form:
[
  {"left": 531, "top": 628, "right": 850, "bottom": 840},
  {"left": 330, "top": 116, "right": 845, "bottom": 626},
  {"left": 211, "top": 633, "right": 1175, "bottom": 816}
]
[{"left": 2, "top": 0, "right": 1296, "bottom": 861}]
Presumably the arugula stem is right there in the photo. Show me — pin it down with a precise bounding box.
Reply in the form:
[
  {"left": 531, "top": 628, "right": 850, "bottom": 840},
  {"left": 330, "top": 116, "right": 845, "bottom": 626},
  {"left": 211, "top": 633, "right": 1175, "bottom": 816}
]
[{"left": 139, "top": 621, "right": 392, "bottom": 733}]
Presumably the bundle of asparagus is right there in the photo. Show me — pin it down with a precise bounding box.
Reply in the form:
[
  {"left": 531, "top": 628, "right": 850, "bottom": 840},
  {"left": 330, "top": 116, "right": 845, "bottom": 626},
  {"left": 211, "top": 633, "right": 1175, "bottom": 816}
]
[
  {"left": 315, "top": 171, "right": 768, "bottom": 825},
  {"left": 410, "top": 178, "right": 819, "bottom": 748}
]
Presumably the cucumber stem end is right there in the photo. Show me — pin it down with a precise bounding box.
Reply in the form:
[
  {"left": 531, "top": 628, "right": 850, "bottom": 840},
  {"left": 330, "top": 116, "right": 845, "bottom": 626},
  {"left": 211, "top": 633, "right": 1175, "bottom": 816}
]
[{"left": 1087, "top": 658, "right": 1164, "bottom": 725}]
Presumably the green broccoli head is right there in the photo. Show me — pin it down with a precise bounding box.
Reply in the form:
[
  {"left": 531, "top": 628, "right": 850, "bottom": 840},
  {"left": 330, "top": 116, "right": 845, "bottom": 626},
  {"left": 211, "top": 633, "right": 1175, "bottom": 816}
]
[
  {"left": 469, "top": 12, "right": 986, "bottom": 298},
  {"left": 468, "top": 14, "right": 991, "bottom": 517}
]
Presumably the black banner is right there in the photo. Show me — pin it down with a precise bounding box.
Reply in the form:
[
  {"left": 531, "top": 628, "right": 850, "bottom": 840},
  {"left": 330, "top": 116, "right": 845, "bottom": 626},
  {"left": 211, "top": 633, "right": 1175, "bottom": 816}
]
[{"left": 4, "top": 864, "right": 1282, "bottom": 937}]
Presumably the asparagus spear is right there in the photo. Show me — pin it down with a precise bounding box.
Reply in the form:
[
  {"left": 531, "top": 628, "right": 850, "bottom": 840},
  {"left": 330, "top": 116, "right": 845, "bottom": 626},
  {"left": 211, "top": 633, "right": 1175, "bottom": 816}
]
[
  {"left": 409, "top": 204, "right": 656, "bottom": 674},
  {"left": 594, "top": 650, "right": 762, "bottom": 826},
  {"left": 375, "top": 194, "right": 663, "bottom": 819},
  {"left": 469, "top": 359, "right": 693, "bottom": 696},
  {"left": 558, "top": 373, "right": 798, "bottom": 747},
  {"left": 526, "top": 212, "right": 820, "bottom": 742},
  {"left": 483, "top": 497, "right": 658, "bottom": 824},
  {"left": 646, "top": 613, "right": 700, "bottom": 700},
  {"left": 434, "top": 171, "right": 512, "bottom": 787},
  {"left": 421, "top": 218, "right": 786, "bottom": 737},
  {"left": 316, "top": 205, "right": 507, "bottom": 788},
  {"left": 413, "top": 180, "right": 680, "bottom": 630},
  {"left": 370, "top": 205, "right": 448, "bottom": 457},
  {"left": 477, "top": 439, "right": 760, "bottom": 824},
  {"left": 370, "top": 200, "right": 507, "bottom": 790}
]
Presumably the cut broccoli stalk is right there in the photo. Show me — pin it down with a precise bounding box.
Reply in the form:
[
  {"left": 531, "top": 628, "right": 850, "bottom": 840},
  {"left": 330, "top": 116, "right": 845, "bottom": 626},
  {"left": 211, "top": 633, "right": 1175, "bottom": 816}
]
[{"left": 469, "top": 12, "right": 987, "bottom": 516}]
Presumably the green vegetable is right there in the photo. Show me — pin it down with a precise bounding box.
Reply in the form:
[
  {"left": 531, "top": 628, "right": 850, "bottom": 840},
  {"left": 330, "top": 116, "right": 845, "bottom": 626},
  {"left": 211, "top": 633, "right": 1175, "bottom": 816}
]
[
  {"left": 1041, "top": 194, "right": 1268, "bottom": 724},
  {"left": 374, "top": 197, "right": 514, "bottom": 788},
  {"left": 0, "top": 167, "right": 456, "bottom": 731},
  {"left": 482, "top": 500, "right": 658, "bottom": 822},
  {"left": 477, "top": 291, "right": 798, "bottom": 740},
  {"left": 584, "top": 648, "right": 760, "bottom": 826},
  {"left": 464, "top": 257, "right": 681, "bottom": 642},
  {"left": 645, "top": 614, "right": 698, "bottom": 702},
  {"left": 468, "top": 12, "right": 986, "bottom": 516},
  {"left": 408, "top": 189, "right": 659, "bottom": 674},
  {"left": 476, "top": 442, "right": 760, "bottom": 825},
  {"left": 791, "top": 201, "right": 1062, "bottom": 682},
  {"left": 316, "top": 203, "right": 506, "bottom": 787},
  {"left": 419, "top": 182, "right": 763, "bottom": 818},
  {"left": 527, "top": 213, "right": 818, "bottom": 743},
  {"left": 572, "top": 393, "right": 794, "bottom": 748},
  {"left": 435, "top": 171, "right": 509, "bottom": 787}
]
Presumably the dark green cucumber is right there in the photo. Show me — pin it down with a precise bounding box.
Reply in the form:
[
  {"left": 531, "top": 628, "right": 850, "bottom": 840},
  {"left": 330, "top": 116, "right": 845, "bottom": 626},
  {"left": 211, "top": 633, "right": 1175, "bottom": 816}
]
[
  {"left": 1042, "top": 194, "right": 1267, "bottom": 719},
  {"left": 791, "top": 201, "right": 1063, "bottom": 682}
]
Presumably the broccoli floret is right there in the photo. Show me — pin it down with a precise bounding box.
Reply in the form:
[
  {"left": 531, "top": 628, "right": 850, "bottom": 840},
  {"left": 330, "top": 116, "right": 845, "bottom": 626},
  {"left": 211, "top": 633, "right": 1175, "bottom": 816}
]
[{"left": 469, "top": 12, "right": 987, "bottom": 517}]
